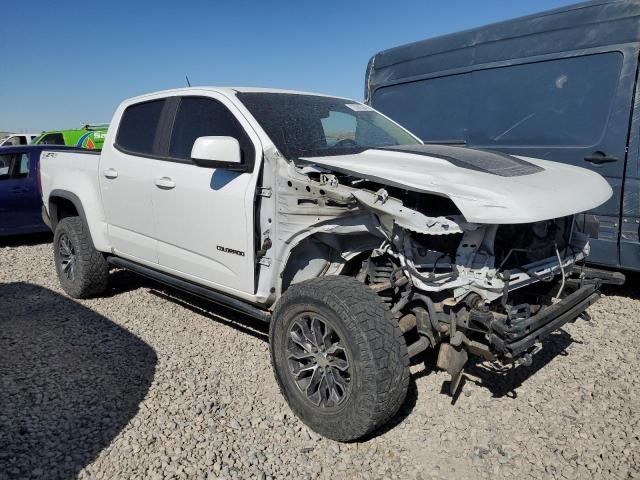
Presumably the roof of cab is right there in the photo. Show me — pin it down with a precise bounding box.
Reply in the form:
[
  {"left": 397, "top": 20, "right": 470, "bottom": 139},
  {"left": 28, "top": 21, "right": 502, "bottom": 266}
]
[
  {"left": 124, "top": 86, "right": 354, "bottom": 104},
  {"left": 366, "top": 0, "right": 640, "bottom": 93}
]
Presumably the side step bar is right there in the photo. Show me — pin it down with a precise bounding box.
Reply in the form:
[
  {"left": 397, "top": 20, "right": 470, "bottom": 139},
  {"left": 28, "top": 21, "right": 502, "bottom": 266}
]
[{"left": 107, "top": 256, "right": 271, "bottom": 323}]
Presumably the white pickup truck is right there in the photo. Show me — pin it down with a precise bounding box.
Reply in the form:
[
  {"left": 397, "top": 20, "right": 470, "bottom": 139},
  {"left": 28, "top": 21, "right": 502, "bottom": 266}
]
[{"left": 40, "top": 87, "right": 615, "bottom": 441}]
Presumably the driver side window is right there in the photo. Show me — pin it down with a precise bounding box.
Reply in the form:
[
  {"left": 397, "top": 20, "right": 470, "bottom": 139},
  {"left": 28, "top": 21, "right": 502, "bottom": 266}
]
[{"left": 168, "top": 96, "right": 255, "bottom": 165}]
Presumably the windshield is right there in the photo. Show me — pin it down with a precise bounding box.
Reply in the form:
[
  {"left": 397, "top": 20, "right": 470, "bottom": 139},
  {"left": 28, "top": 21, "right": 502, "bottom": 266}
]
[{"left": 237, "top": 93, "right": 420, "bottom": 158}]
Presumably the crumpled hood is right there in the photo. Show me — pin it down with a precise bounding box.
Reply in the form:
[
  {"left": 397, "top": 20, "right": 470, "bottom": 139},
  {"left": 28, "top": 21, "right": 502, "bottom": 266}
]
[{"left": 300, "top": 146, "right": 612, "bottom": 224}]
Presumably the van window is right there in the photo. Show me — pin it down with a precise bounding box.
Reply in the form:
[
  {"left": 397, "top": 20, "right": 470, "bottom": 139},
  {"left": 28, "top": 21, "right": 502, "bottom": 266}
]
[
  {"left": 168, "top": 97, "right": 254, "bottom": 163},
  {"left": 373, "top": 52, "right": 623, "bottom": 147},
  {"left": 116, "top": 99, "right": 165, "bottom": 156},
  {"left": 39, "top": 133, "right": 65, "bottom": 145},
  {"left": 373, "top": 74, "right": 471, "bottom": 143}
]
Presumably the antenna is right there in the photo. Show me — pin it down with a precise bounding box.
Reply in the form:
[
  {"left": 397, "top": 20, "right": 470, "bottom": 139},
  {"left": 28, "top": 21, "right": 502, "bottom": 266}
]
[{"left": 185, "top": 75, "right": 192, "bottom": 87}]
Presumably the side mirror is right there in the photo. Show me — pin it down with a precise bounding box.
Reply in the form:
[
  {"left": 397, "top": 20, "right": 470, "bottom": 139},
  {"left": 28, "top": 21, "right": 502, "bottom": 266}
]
[{"left": 191, "top": 136, "right": 246, "bottom": 171}]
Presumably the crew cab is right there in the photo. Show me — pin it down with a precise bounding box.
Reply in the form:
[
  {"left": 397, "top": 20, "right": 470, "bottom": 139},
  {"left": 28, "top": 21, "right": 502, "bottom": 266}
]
[{"left": 40, "top": 87, "right": 616, "bottom": 441}]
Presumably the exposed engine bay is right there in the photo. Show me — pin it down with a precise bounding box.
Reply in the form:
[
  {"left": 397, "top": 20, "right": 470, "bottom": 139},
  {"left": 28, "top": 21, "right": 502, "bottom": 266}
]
[{"left": 266, "top": 148, "right": 612, "bottom": 392}]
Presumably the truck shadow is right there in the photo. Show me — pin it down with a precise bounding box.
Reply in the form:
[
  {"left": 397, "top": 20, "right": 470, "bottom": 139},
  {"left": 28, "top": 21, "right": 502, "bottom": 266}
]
[
  {"left": 145, "top": 286, "right": 421, "bottom": 441},
  {"left": 148, "top": 288, "right": 269, "bottom": 342},
  {"left": 143, "top": 285, "right": 423, "bottom": 441},
  {"left": 0, "top": 282, "right": 157, "bottom": 480}
]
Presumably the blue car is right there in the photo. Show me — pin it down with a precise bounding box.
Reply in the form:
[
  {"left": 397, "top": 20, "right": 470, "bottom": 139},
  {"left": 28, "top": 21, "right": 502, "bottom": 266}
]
[{"left": 0, "top": 145, "right": 78, "bottom": 236}]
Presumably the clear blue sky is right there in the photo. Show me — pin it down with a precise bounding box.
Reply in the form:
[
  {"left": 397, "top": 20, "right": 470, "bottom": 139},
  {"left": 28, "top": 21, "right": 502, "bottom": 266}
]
[{"left": 1, "top": 0, "right": 578, "bottom": 132}]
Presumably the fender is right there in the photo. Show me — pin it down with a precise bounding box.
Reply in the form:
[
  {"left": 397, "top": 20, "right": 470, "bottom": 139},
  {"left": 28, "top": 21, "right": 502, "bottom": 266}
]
[
  {"left": 49, "top": 190, "right": 88, "bottom": 231},
  {"left": 48, "top": 189, "right": 110, "bottom": 252}
]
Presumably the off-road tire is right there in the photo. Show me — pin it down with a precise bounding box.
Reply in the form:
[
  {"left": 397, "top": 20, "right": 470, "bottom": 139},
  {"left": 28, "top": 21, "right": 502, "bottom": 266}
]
[
  {"left": 270, "top": 276, "right": 410, "bottom": 441},
  {"left": 53, "top": 217, "right": 109, "bottom": 299}
]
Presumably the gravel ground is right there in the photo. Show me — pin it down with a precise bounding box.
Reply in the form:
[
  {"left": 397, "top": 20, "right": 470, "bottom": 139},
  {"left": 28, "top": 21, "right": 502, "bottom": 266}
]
[{"left": 1, "top": 236, "right": 639, "bottom": 480}]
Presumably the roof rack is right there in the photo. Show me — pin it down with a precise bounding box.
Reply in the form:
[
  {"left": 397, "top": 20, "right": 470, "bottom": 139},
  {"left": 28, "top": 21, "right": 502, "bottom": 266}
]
[{"left": 81, "top": 123, "right": 109, "bottom": 130}]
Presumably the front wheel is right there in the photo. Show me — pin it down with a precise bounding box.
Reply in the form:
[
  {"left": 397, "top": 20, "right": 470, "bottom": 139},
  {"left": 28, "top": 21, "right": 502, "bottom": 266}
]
[
  {"left": 53, "top": 217, "right": 109, "bottom": 298},
  {"left": 270, "top": 276, "right": 410, "bottom": 441}
]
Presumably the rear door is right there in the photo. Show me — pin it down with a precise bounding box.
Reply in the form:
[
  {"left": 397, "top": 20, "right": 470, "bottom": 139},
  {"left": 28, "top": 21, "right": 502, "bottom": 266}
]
[
  {"left": 99, "top": 99, "right": 166, "bottom": 263},
  {"left": 0, "top": 151, "right": 40, "bottom": 233},
  {"left": 150, "top": 94, "right": 260, "bottom": 293},
  {"left": 620, "top": 57, "right": 640, "bottom": 270}
]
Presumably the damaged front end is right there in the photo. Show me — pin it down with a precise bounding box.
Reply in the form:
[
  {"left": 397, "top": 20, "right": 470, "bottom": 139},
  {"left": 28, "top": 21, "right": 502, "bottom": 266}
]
[
  {"left": 275, "top": 157, "right": 619, "bottom": 395},
  {"left": 351, "top": 186, "right": 619, "bottom": 393}
]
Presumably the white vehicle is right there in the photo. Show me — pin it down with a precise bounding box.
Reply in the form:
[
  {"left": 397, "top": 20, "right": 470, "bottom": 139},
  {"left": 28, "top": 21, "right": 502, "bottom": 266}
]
[
  {"left": 40, "top": 87, "right": 616, "bottom": 441},
  {"left": 0, "top": 133, "right": 39, "bottom": 146}
]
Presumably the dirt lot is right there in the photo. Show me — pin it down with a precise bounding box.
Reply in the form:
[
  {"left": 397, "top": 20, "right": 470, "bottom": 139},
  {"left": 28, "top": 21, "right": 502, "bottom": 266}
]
[{"left": 1, "top": 236, "right": 639, "bottom": 480}]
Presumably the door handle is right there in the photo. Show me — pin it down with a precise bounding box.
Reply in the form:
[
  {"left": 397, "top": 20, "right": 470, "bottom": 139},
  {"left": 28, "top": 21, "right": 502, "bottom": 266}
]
[
  {"left": 155, "top": 177, "right": 176, "bottom": 190},
  {"left": 103, "top": 168, "right": 118, "bottom": 179},
  {"left": 584, "top": 152, "right": 618, "bottom": 165}
]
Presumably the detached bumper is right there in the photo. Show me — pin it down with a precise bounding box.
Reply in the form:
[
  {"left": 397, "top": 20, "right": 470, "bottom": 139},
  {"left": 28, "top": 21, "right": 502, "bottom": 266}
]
[{"left": 488, "top": 284, "right": 600, "bottom": 359}]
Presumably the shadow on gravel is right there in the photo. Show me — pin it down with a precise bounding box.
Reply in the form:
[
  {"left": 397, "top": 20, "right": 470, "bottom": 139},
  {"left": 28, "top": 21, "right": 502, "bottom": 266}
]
[
  {"left": 0, "top": 232, "right": 52, "bottom": 247},
  {"left": 464, "top": 329, "right": 574, "bottom": 398},
  {"left": 104, "top": 269, "right": 153, "bottom": 297},
  {"left": 149, "top": 288, "right": 269, "bottom": 341},
  {"left": 0, "top": 282, "right": 157, "bottom": 480},
  {"left": 147, "top": 285, "right": 425, "bottom": 442}
]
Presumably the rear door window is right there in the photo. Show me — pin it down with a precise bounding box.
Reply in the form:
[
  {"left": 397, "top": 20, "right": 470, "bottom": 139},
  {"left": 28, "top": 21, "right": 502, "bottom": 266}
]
[
  {"left": 116, "top": 99, "right": 166, "bottom": 156},
  {"left": 168, "top": 97, "right": 254, "bottom": 163},
  {"left": 0, "top": 155, "right": 11, "bottom": 178},
  {"left": 17, "top": 154, "right": 29, "bottom": 178},
  {"left": 0, "top": 153, "right": 29, "bottom": 180}
]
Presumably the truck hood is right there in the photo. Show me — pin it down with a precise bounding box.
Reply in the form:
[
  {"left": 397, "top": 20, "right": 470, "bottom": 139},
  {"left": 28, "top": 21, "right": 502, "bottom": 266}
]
[{"left": 300, "top": 145, "right": 612, "bottom": 224}]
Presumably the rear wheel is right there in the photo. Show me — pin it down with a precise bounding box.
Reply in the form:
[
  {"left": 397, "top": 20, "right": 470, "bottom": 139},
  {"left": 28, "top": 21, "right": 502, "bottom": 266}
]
[
  {"left": 270, "top": 276, "right": 410, "bottom": 441},
  {"left": 53, "top": 217, "right": 108, "bottom": 298}
]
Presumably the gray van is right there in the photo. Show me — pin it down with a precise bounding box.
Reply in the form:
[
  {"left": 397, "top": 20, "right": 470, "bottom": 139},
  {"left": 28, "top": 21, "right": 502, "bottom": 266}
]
[{"left": 366, "top": 0, "right": 640, "bottom": 271}]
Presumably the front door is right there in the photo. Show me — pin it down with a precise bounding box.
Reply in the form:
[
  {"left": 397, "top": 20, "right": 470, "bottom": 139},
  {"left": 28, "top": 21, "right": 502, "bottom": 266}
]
[{"left": 150, "top": 95, "right": 260, "bottom": 293}]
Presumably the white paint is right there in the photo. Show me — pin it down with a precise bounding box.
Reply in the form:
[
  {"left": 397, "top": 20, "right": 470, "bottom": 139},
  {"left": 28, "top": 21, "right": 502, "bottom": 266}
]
[
  {"left": 191, "top": 136, "right": 241, "bottom": 164},
  {"left": 303, "top": 149, "right": 612, "bottom": 224}
]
